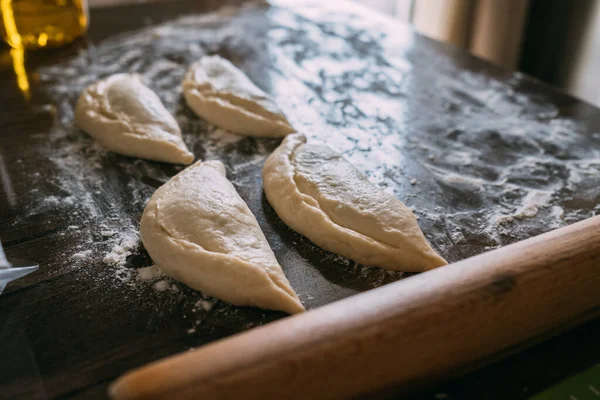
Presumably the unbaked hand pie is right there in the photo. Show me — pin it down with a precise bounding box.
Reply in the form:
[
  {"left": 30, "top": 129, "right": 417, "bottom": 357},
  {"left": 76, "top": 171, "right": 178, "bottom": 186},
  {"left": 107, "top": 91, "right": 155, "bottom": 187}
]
[
  {"left": 263, "top": 133, "right": 447, "bottom": 272},
  {"left": 140, "top": 160, "right": 304, "bottom": 314}
]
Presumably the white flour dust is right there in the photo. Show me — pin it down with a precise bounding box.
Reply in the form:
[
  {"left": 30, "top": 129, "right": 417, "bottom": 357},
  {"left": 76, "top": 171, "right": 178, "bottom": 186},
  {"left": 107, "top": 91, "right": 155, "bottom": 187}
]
[
  {"left": 136, "top": 265, "right": 165, "bottom": 281},
  {"left": 194, "top": 295, "right": 217, "bottom": 312},
  {"left": 103, "top": 232, "right": 140, "bottom": 268},
  {"left": 153, "top": 280, "right": 179, "bottom": 292},
  {"left": 72, "top": 249, "right": 92, "bottom": 261},
  {"left": 32, "top": 3, "right": 263, "bottom": 287},
  {"left": 102, "top": 232, "right": 140, "bottom": 282},
  {"left": 27, "top": 0, "right": 600, "bottom": 306},
  {"left": 194, "top": 299, "right": 214, "bottom": 312},
  {"left": 495, "top": 190, "right": 553, "bottom": 225}
]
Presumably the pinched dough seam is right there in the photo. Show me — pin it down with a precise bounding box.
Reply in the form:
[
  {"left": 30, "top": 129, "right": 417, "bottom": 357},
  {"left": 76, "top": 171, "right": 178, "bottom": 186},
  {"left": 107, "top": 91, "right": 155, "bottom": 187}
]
[
  {"left": 87, "top": 88, "right": 179, "bottom": 138},
  {"left": 152, "top": 194, "right": 297, "bottom": 299},
  {"left": 188, "top": 85, "right": 293, "bottom": 131},
  {"left": 201, "top": 91, "right": 283, "bottom": 120},
  {"left": 286, "top": 142, "right": 425, "bottom": 257}
]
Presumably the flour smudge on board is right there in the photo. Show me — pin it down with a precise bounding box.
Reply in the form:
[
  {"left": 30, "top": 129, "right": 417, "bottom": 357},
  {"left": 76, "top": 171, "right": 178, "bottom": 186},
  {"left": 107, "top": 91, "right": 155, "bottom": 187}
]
[{"left": 35, "top": 1, "right": 600, "bottom": 307}]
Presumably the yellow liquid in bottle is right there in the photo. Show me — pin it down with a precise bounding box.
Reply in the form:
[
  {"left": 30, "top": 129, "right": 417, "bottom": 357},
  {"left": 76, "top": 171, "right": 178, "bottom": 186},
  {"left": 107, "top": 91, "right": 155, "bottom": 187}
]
[{"left": 1, "top": 0, "right": 88, "bottom": 49}]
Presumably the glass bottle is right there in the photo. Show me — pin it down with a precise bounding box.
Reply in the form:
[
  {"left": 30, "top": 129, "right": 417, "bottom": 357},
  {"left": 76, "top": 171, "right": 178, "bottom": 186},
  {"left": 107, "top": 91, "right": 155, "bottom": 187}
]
[{"left": 1, "top": 0, "right": 89, "bottom": 49}]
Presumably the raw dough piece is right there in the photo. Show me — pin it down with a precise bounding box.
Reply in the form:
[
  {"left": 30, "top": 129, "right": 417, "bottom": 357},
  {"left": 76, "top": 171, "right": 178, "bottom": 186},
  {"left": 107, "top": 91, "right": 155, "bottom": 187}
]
[
  {"left": 182, "top": 55, "right": 294, "bottom": 137},
  {"left": 76, "top": 74, "right": 194, "bottom": 164},
  {"left": 263, "top": 133, "right": 447, "bottom": 272},
  {"left": 140, "top": 160, "right": 304, "bottom": 314}
]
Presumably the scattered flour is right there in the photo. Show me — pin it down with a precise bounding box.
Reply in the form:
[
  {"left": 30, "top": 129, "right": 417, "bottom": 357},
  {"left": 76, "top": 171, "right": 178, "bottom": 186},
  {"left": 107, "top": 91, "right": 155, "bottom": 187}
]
[
  {"left": 194, "top": 297, "right": 216, "bottom": 312},
  {"left": 549, "top": 205, "right": 565, "bottom": 220},
  {"left": 153, "top": 280, "right": 179, "bottom": 292},
  {"left": 100, "top": 230, "right": 116, "bottom": 238},
  {"left": 514, "top": 190, "right": 553, "bottom": 219},
  {"left": 23, "top": 1, "right": 599, "bottom": 323},
  {"left": 102, "top": 232, "right": 140, "bottom": 268},
  {"left": 136, "top": 265, "right": 164, "bottom": 281},
  {"left": 495, "top": 190, "right": 552, "bottom": 225},
  {"left": 439, "top": 172, "right": 485, "bottom": 189},
  {"left": 72, "top": 249, "right": 92, "bottom": 261},
  {"left": 43, "top": 196, "right": 60, "bottom": 205}
]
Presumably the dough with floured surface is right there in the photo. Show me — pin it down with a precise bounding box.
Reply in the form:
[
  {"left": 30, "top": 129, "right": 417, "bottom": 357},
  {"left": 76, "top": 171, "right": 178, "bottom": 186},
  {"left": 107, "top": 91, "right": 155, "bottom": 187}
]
[
  {"left": 75, "top": 73, "right": 193, "bottom": 164},
  {"left": 263, "top": 133, "right": 447, "bottom": 272},
  {"left": 140, "top": 160, "right": 304, "bottom": 314},
  {"left": 182, "top": 55, "right": 294, "bottom": 137}
]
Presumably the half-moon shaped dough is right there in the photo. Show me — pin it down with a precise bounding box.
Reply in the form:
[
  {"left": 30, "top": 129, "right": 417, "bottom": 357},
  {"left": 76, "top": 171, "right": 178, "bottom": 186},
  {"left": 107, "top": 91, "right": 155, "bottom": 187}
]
[
  {"left": 140, "top": 160, "right": 304, "bottom": 314},
  {"left": 263, "top": 133, "right": 447, "bottom": 272},
  {"left": 182, "top": 55, "right": 294, "bottom": 138},
  {"left": 76, "top": 74, "right": 194, "bottom": 165}
]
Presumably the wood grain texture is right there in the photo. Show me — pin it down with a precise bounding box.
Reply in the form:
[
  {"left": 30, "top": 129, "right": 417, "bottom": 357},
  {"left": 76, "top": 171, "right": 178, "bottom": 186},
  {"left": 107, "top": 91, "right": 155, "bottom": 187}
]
[{"left": 110, "top": 215, "right": 600, "bottom": 400}]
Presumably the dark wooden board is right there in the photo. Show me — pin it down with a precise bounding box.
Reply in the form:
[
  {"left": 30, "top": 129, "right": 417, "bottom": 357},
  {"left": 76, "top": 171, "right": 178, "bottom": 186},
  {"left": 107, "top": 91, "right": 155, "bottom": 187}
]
[{"left": 0, "top": 1, "right": 599, "bottom": 399}]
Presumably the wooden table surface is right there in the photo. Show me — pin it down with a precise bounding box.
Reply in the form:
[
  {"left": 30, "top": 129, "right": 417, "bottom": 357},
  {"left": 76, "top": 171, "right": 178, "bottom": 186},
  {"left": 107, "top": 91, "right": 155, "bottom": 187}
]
[{"left": 1, "top": 1, "right": 599, "bottom": 399}]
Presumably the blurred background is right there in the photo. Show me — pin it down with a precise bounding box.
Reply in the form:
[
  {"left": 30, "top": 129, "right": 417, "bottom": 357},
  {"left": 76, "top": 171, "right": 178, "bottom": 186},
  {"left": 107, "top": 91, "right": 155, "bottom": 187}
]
[
  {"left": 3, "top": 0, "right": 600, "bottom": 108},
  {"left": 351, "top": 0, "right": 600, "bottom": 108}
]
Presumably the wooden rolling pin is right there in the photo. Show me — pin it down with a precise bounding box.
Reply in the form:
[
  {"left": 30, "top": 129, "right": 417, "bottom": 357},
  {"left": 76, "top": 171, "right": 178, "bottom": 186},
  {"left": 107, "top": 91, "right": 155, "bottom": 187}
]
[{"left": 110, "top": 216, "right": 600, "bottom": 400}]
